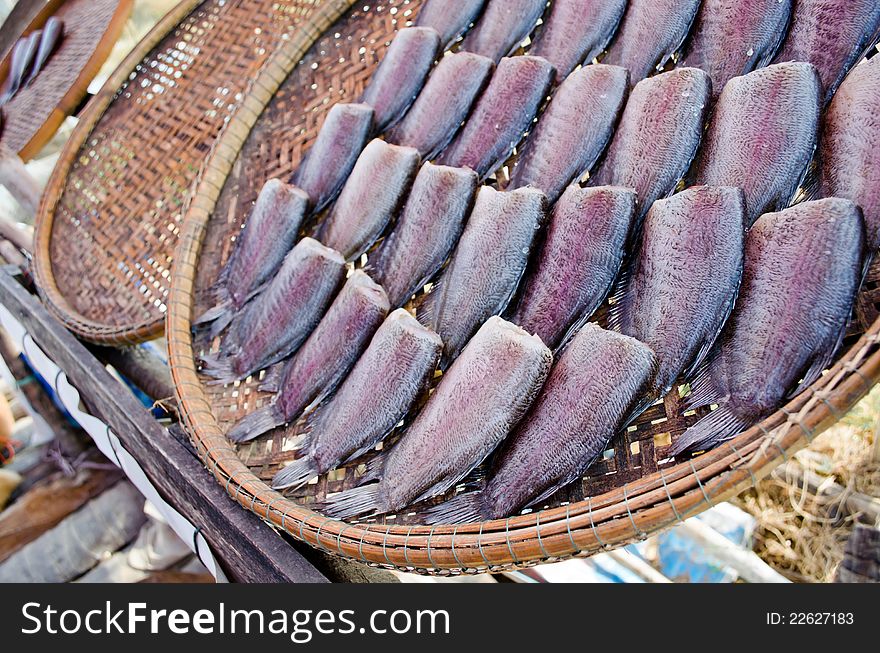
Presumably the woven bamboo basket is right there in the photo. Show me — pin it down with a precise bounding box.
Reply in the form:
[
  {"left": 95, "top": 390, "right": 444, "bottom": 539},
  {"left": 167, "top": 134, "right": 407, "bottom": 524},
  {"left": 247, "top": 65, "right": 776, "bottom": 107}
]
[
  {"left": 167, "top": 0, "right": 880, "bottom": 574},
  {"left": 32, "top": 0, "right": 324, "bottom": 345}
]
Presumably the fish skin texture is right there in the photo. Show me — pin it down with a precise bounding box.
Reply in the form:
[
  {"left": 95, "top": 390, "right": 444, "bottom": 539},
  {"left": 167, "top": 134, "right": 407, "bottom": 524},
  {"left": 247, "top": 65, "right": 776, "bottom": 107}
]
[
  {"left": 671, "top": 198, "right": 866, "bottom": 455},
  {"left": 461, "top": 0, "right": 547, "bottom": 63},
  {"left": 590, "top": 67, "right": 711, "bottom": 230},
  {"left": 603, "top": 0, "right": 702, "bottom": 82},
  {"left": 371, "top": 163, "right": 479, "bottom": 308},
  {"left": 691, "top": 62, "right": 821, "bottom": 227},
  {"left": 416, "top": 0, "right": 486, "bottom": 48},
  {"left": 612, "top": 186, "right": 746, "bottom": 396},
  {"left": 203, "top": 238, "right": 346, "bottom": 383},
  {"left": 421, "top": 186, "right": 548, "bottom": 366},
  {"left": 773, "top": 0, "right": 880, "bottom": 101},
  {"left": 429, "top": 324, "right": 656, "bottom": 522},
  {"left": 512, "top": 185, "right": 635, "bottom": 351},
  {"left": 319, "top": 139, "right": 420, "bottom": 261},
  {"left": 272, "top": 309, "right": 442, "bottom": 490},
  {"left": 360, "top": 26, "right": 442, "bottom": 132},
  {"left": 290, "top": 103, "right": 374, "bottom": 215},
  {"left": 530, "top": 0, "right": 627, "bottom": 84},
  {"left": 226, "top": 271, "right": 390, "bottom": 443},
  {"left": 438, "top": 55, "right": 555, "bottom": 180},
  {"left": 680, "top": 0, "right": 794, "bottom": 101},
  {"left": 819, "top": 56, "right": 880, "bottom": 250},
  {"left": 386, "top": 51, "right": 495, "bottom": 160},
  {"left": 509, "top": 63, "right": 629, "bottom": 204},
  {"left": 320, "top": 317, "right": 552, "bottom": 518}
]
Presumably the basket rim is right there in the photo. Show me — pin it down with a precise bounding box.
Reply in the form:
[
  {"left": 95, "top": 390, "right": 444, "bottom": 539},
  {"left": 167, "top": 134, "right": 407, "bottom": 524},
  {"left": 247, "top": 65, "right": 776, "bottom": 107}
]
[
  {"left": 167, "top": 1, "right": 880, "bottom": 573},
  {"left": 31, "top": 0, "right": 204, "bottom": 346}
]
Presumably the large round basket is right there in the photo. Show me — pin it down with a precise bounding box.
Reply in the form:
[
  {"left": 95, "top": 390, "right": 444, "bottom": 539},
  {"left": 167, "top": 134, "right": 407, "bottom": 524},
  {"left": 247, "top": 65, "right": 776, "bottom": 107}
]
[
  {"left": 168, "top": 0, "right": 880, "bottom": 573},
  {"left": 32, "top": 0, "right": 325, "bottom": 345}
]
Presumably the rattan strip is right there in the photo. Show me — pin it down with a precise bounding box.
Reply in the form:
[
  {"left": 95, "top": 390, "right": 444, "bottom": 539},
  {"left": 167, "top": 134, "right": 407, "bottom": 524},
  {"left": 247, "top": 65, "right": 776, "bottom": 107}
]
[{"left": 167, "top": 2, "right": 880, "bottom": 572}]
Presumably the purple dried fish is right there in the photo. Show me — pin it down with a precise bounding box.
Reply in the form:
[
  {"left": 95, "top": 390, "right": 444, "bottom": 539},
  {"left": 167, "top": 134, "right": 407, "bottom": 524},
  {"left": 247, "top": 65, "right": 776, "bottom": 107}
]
[
  {"left": 416, "top": 0, "right": 486, "bottom": 48},
  {"left": 227, "top": 271, "right": 390, "bottom": 443},
  {"left": 670, "top": 198, "right": 866, "bottom": 455},
  {"left": 773, "top": 0, "right": 880, "bottom": 100},
  {"left": 590, "top": 67, "right": 711, "bottom": 229},
  {"left": 530, "top": 0, "right": 627, "bottom": 84},
  {"left": 610, "top": 186, "right": 746, "bottom": 396},
  {"left": 426, "top": 324, "right": 656, "bottom": 523},
  {"left": 319, "top": 139, "right": 420, "bottom": 261},
  {"left": 680, "top": 0, "right": 793, "bottom": 102},
  {"left": 438, "top": 55, "right": 554, "bottom": 180},
  {"left": 290, "top": 103, "right": 374, "bottom": 215},
  {"left": 603, "top": 0, "right": 701, "bottom": 81},
  {"left": 320, "top": 316, "right": 552, "bottom": 519},
  {"left": 386, "top": 51, "right": 494, "bottom": 160},
  {"left": 461, "top": 0, "right": 547, "bottom": 62},
  {"left": 692, "top": 62, "right": 821, "bottom": 227},
  {"left": 201, "top": 238, "right": 346, "bottom": 384},
  {"left": 512, "top": 185, "right": 635, "bottom": 350},
  {"left": 272, "top": 309, "right": 442, "bottom": 490},
  {"left": 819, "top": 56, "right": 880, "bottom": 250},
  {"left": 508, "top": 64, "right": 629, "bottom": 203},
  {"left": 360, "top": 26, "right": 441, "bottom": 132},
  {"left": 371, "top": 163, "right": 479, "bottom": 307},
  {"left": 194, "top": 179, "right": 309, "bottom": 336},
  {"left": 25, "top": 18, "right": 63, "bottom": 86},
  {"left": 0, "top": 31, "right": 41, "bottom": 104},
  {"left": 421, "top": 186, "right": 547, "bottom": 366}
]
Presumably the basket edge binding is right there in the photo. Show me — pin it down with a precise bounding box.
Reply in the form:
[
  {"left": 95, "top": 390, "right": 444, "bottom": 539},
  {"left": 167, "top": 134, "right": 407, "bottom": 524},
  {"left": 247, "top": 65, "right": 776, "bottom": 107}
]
[
  {"left": 32, "top": 0, "right": 205, "bottom": 346},
  {"left": 166, "top": 4, "right": 880, "bottom": 572}
]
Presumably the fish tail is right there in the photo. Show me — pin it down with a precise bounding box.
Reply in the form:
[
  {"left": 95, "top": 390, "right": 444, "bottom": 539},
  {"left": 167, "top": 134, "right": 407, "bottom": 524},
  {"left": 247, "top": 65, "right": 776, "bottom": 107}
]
[
  {"left": 272, "top": 456, "right": 319, "bottom": 491},
  {"left": 320, "top": 484, "right": 383, "bottom": 520},
  {"left": 199, "top": 353, "right": 240, "bottom": 386},
  {"left": 669, "top": 402, "right": 752, "bottom": 456},
  {"left": 227, "top": 404, "right": 283, "bottom": 443},
  {"left": 423, "top": 492, "right": 485, "bottom": 525},
  {"left": 257, "top": 361, "right": 285, "bottom": 393}
]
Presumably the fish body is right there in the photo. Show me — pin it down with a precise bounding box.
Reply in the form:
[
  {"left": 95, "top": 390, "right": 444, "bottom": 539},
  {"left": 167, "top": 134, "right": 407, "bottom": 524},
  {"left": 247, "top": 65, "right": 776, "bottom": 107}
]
[
  {"left": 681, "top": 0, "right": 793, "bottom": 101},
  {"left": 421, "top": 186, "right": 547, "bottom": 366},
  {"left": 386, "top": 52, "right": 494, "bottom": 160},
  {"left": 371, "top": 163, "right": 479, "bottom": 307},
  {"left": 272, "top": 309, "right": 442, "bottom": 490},
  {"left": 290, "top": 103, "right": 374, "bottom": 214},
  {"left": 360, "top": 26, "right": 441, "bottom": 132},
  {"left": 438, "top": 55, "right": 554, "bottom": 180},
  {"left": 530, "top": 0, "right": 627, "bottom": 84},
  {"left": 461, "top": 0, "right": 547, "bottom": 62},
  {"left": 195, "top": 179, "right": 309, "bottom": 335},
  {"left": 319, "top": 139, "right": 420, "bottom": 261},
  {"left": 590, "top": 67, "right": 711, "bottom": 230},
  {"left": 319, "top": 316, "right": 552, "bottom": 518},
  {"left": 1, "top": 31, "right": 40, "bottom": 104},
  {"left": 416, "top": 0, "right": 486, "bottom": 48},
  {"left": 426, "top": 324, "right": 656, "bottom": 523},
  {"left": 512, "top": 185, "right": 634, "bottom": 350},
  {"left": 508, "top": 64, "right": 629, "bottom": 203},
  {"left": 227, "top": 271, "right": 390, "bottom": 443},
  {"left": 611, "top": 186, "right": 746, "bottom": 396},
  {"left": 773, "top": 0, "right": 880, "bottom": 100},
  {"left": 25, "top": 18, "right": 63, "bottom": 86},
  {"left": 671, "top": 198, "right": 865, "bottom": 455},
  {"left": 603, "top": 0, "right": 701, "bottom": 81},
  {"left": 819, "top": 56, "right": 880, "bottom": 250},
  {"left": 201, "top": 238, "right": 346, "bottom": 383},
  {"left": 691, "top": 62, "right": 821, "bottom": 227}
]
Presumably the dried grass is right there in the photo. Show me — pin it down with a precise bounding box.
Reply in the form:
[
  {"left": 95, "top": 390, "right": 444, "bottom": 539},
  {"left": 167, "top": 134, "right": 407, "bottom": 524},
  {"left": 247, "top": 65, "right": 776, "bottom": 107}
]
[{"left": 734, "top": 387, "right": 880, "bottom": 582}]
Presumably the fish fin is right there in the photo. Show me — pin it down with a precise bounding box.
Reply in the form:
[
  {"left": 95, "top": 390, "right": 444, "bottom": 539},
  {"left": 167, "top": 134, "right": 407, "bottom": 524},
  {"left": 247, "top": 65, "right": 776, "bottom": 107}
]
[
  {"left": 258, "top": 362, "right": 285, "bottom": 393},
  {"left": 319, "top": 483, "right": 383, "bottom": 519},
  {"left": 199, "top": 352, "right": 241, "bottom": 385},
  {"left": 604, "top": 263, "right": 633, "bottom": 333},
  {"left": 422, "top": 492, "right": 485, "bottom": 525},
  {"left": 226, "top": 404, "right": 283, "bottom": 443},
  {"left": 271, "top": 456, "right": 319, "bottom": 491},
  {"left": 683, "top": 355, "right": 724, "bottom": 410},
  {"left": 788, "top": 326, "right": 849, "bottom": 400},
  {"left": 416, "top": 277, "right": 444, "bottom": 331},
  {"left": 348, "top": 450, "right": 387, "bottom": 485},
  {"left": 410, "top": 453, "right": 494, "bottom": 506},
  {"left": 668, "top": 401, "right": 753, "bottom": 456}
]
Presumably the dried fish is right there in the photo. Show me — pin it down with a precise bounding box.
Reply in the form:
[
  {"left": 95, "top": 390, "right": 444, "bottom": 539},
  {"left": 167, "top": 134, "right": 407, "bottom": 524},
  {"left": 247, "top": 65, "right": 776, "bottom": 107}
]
[
  {"left": 25, "top": 18, "right": 63, "bottom": 86},
  {"left": 416, "top": 0, "right": 486, "bottom": 48},
  {"left": 461, "top": 0, "right": 547, "bottom": 62},
  {"left": 0, "top": 31, "right": 40, "bottom": 104}
]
